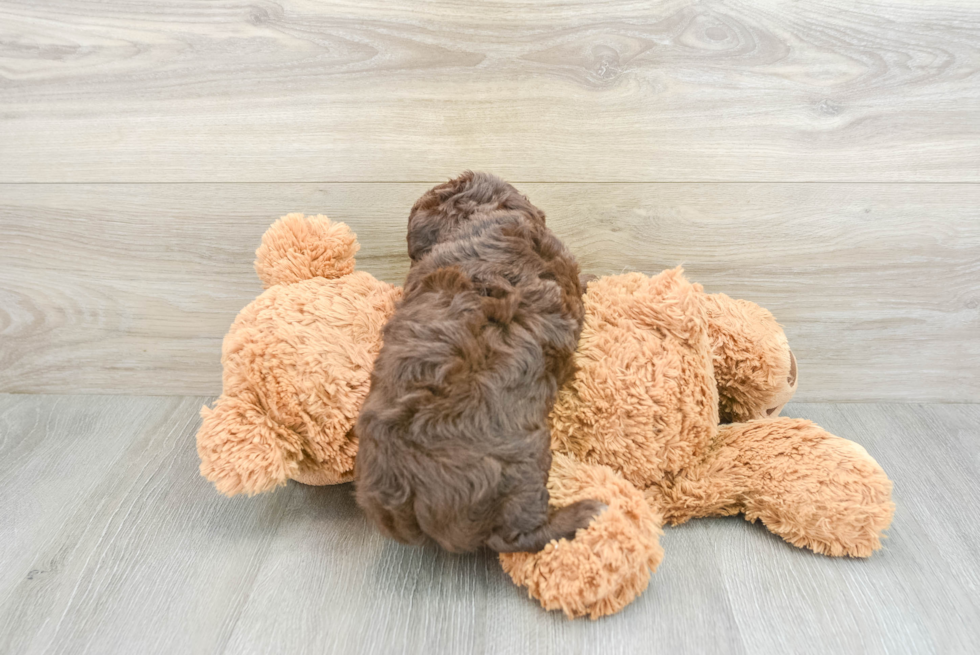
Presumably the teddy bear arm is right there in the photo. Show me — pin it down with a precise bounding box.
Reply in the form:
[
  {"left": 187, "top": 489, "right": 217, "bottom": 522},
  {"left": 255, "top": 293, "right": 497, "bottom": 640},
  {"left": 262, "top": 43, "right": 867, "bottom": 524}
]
[
  {"left": 292, "top": 452, "right": 356, "bottom": 485},
  {"left": 197, "top": 395, "right": 306, "bottom": 496},
  {"left": 701, "top": 293, "right": 799, "bottom": 422},
  {"left": 656, "top": 418, "right": 894, "bottom": 557}
]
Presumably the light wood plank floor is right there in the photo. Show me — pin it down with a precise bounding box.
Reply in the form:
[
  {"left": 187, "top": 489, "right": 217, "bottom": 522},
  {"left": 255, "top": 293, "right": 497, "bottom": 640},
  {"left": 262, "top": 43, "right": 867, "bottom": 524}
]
[
  {"left": 1, "top": 0, "right": 979, "bottom": 402},
  {"left": 1, "top": 396, "right": 977, "bottom": 654}
]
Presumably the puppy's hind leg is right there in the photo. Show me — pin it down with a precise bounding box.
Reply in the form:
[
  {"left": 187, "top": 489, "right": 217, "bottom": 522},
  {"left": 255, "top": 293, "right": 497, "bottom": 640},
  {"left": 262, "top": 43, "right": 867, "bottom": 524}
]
[{"left": 486, "top": 497, "right": 606, "bottom": 553}]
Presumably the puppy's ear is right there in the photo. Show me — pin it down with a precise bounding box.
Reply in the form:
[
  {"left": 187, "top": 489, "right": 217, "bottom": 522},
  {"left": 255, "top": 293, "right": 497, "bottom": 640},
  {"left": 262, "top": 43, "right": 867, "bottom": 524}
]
[
  {"left": 407, "top": 214, "right": 442, "bottom": 263},
  {"left": 518, "top": 196, "right": 547, "bottom": 226}
]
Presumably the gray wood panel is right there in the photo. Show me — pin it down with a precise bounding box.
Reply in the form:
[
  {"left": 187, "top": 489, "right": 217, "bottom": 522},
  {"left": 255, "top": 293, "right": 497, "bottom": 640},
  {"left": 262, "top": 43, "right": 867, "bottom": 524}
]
[
  {"left": 1, "top": 0, "right": 978, "bottom": 183},
  {"left": 0, "top": 395, "right": 978, "bottom": 654},
  {"left": 716, "top": 403, "right": 980, "bottom": 655},
  {"left": 0, "top": 394, "right": 297, "bottom": 654},
  {"left": 2, "top": 183, "right": 977, "bottom": 401}
]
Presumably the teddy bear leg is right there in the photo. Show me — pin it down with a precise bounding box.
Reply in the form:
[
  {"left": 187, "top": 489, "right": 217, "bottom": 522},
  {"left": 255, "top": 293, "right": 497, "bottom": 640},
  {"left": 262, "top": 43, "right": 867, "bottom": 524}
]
[
  {"left": 658, "top": 418, "right": 894, "bottom": 557},
  {"left": 499, "top": 454, "right": 665, "bottom": 619}
]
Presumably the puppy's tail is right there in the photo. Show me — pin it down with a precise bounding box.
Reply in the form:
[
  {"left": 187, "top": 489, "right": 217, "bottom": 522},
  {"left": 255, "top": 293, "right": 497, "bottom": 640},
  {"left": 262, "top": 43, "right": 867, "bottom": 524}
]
[{"left": 486, "top": 499, "right": 607, "bottom": 553}]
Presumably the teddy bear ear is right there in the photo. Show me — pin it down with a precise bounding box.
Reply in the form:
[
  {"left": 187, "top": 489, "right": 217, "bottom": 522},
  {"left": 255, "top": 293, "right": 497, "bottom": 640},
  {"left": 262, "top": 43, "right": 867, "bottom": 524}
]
[{"left": 254, "top": 213, "right": 360, "bottom": 288}]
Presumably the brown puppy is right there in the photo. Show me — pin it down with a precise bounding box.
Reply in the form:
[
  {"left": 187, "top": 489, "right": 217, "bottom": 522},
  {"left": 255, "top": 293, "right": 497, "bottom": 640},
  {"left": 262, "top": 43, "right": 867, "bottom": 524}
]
[{"left": 355, "top": 172, "right": 604, "bottom": 553}]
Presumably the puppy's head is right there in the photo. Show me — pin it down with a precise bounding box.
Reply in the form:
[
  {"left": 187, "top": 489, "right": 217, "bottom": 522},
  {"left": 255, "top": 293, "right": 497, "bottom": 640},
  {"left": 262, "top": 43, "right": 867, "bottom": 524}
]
[{"left": 407, "top": 171, "right": 545, "bottom": 263}]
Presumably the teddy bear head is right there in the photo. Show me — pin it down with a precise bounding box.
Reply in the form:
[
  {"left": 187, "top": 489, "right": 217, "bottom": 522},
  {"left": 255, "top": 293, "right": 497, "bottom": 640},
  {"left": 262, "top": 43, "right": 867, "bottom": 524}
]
[{"left": 197, "top": 214, "right": 401, "bottom": 496}]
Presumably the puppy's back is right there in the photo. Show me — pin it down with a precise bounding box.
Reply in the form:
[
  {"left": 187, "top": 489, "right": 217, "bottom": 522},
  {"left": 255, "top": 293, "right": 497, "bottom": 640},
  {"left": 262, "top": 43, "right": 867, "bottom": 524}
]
[{"left": 356, "top": 176, "right": 602, "bottom": 553}]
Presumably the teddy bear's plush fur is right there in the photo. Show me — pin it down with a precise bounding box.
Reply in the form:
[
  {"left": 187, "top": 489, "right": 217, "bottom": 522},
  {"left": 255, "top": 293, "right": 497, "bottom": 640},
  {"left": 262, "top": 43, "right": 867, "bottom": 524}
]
[
  {"left": 197, "top": 214, "right": 894, "bottom": 619},
  {"left": 500, "top": 270, "right": 893, "bottom": 617},
  {"left": 198, "top": 215, "right": 401, "bottom": 493}
]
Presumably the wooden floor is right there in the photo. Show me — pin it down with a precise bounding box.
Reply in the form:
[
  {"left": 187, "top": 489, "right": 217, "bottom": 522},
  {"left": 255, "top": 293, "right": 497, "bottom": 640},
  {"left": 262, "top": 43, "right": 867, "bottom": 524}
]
[
  {"left": 1, "top": 0, "right": 978, "bottom": 402},
  {"left": 0, "top": 396, "right": 977, "bottom": 655}
]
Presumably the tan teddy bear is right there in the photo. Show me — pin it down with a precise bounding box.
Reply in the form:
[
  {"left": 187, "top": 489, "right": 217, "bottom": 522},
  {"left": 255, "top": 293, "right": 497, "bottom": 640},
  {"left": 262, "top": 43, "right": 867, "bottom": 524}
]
[{"left": 197, "top": 214, "right": 894, "bottom": 619}]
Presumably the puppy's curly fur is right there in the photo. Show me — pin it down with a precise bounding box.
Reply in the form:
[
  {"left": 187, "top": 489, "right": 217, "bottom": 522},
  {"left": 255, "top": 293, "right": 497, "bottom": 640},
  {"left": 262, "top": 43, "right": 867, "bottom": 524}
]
[{"left": 355, "top": 172, "right": 604, "bottom": 553}]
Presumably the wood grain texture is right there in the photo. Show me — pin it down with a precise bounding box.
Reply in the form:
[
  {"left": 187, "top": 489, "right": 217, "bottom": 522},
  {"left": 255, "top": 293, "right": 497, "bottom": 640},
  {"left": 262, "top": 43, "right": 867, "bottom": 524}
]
[
  {"left": 1, "top": 0, "right": 978, "bottom": 182},
  {"left": 0, "top": 394, "right": 297, "bottom": 654},
  {"left": 0, "top": 395, "right": 978, "bottom": 654},
  {"left": 1, "top": 183, "right": 977, "bottom": 400},
  {"left": 716, "top": 403, "right": 980, "bottom": 655}
]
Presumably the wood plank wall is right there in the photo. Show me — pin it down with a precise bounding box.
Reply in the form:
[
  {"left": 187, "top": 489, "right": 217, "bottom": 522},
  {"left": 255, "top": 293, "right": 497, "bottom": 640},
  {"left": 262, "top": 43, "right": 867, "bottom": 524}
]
[{"left": 1, "top": 0, "right": 978, "bottom": 400}]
